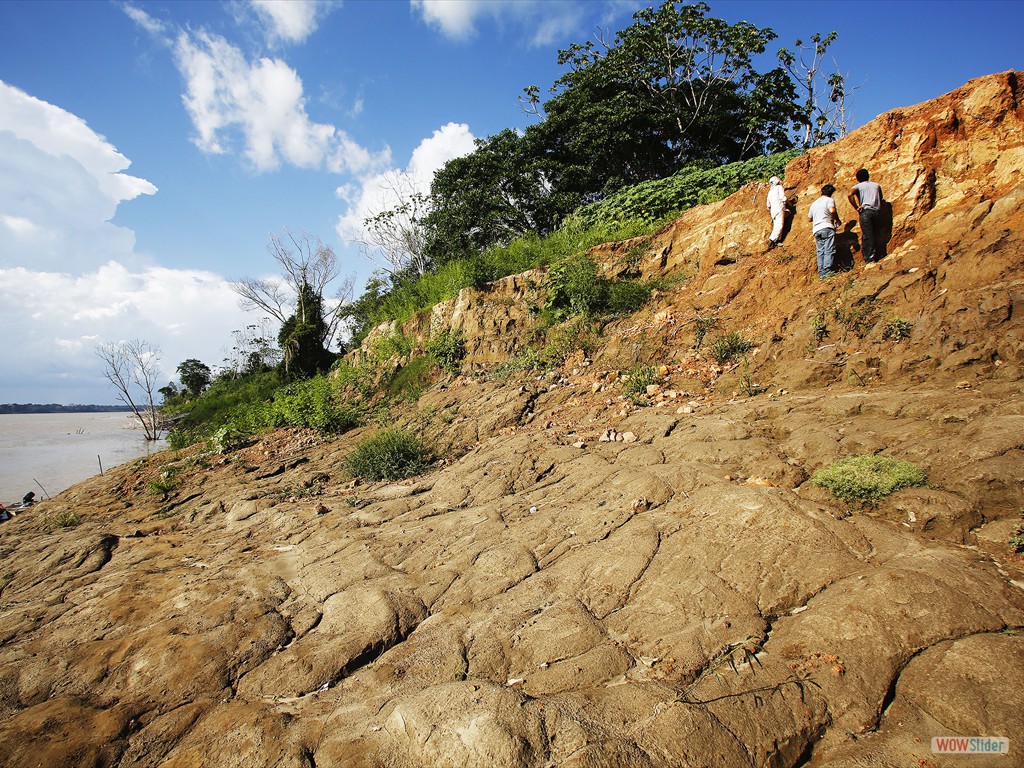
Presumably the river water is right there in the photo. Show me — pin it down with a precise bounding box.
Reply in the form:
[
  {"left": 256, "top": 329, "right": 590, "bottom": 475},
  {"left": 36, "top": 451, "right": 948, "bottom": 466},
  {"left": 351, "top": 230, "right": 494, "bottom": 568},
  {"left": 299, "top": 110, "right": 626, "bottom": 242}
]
[{"left": 0, "top": 412, "right": 166, "bottom": 504}]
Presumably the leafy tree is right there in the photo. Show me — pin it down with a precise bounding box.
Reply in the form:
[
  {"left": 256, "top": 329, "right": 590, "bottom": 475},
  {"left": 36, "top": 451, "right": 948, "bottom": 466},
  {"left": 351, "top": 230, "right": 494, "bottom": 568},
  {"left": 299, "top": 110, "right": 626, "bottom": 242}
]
[
  {"left": 232, "top": 230, "right": 354, "bottom": 354},
  {"left": 278, "top": 282, "right": 337, "bottom": 378},
  {"left": 176, "top": 358, "right": 212, "bottom": 397},
  {"left": 423, "top": 129, "right": 558, "bottom": 264},
  {"left": 96, "top": 339, "right": 164, "bottom": 440},
  {"left": 523, "top": 1, "right": 798, "bottom": 201}
]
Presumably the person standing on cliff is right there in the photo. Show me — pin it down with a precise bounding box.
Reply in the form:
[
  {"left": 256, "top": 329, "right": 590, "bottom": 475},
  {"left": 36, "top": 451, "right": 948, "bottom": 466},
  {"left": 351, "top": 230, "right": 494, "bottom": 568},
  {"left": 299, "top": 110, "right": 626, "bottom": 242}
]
[
  {"left": 808, "top": 184, "right": 842, "bottom": 280},
  {"left": 847, "top": 168, "right": 884, "bottom": 263},
  {"left": 766, "top": 176, "right": 788, "bottom": 250}
]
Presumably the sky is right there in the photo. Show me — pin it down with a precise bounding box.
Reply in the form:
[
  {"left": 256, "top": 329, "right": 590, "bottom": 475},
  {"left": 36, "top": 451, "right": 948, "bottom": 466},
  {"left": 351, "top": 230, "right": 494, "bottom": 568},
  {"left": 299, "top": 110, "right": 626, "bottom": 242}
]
[{"left": 0, "top": 0, "right": 1020, "bottom": 405}]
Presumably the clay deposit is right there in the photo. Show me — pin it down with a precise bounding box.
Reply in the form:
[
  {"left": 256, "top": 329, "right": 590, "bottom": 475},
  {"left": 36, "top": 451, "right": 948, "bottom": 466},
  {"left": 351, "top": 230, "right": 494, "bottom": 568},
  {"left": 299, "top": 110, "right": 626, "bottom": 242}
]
[{"left": 1, "top": 72, "right": 1023, "bottom": 767}]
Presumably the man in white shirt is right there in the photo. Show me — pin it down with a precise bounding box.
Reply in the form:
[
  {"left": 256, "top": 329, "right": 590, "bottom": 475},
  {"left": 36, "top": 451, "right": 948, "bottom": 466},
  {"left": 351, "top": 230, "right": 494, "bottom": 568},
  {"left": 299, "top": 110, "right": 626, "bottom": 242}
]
[
  {"left": 847, "top": 168, "right": 884, "bottom": 262},
  {"left": 766, "top": 175, "right": 788, "bottom": 250},
  {"left": 808, "top": 184, "right": 842, "bottom": 279}
]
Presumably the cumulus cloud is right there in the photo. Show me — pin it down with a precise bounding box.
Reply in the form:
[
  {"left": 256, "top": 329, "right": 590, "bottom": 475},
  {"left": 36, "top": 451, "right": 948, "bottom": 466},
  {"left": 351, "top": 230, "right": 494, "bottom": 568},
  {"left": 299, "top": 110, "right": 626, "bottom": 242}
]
[
  {"left": 0, "top": 263, "right": 252, "bottom": 404},
  {"left": 123, "top": 4, "right": 385, "bottom": 175},
  {"left": 336, "top": 122, "right": 475, "bottom": 246},
  {"left": 250, "top": 0, "right": 337, "bottom": 45},
  {"left": 411, "top": 0, "right": 584, "bottom": 46},
  {"left": 0, "top": 81, "right": 157, "bottom": 274},
  {"left": 0, "top": 81, "right": 252, "bottom": 403}
]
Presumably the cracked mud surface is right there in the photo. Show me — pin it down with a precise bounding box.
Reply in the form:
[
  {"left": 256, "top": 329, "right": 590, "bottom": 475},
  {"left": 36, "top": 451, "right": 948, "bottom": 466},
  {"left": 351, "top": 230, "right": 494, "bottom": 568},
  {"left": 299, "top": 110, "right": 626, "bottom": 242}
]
[{"left": 2, "top": 381, "right": 1023, "bottom": 767}]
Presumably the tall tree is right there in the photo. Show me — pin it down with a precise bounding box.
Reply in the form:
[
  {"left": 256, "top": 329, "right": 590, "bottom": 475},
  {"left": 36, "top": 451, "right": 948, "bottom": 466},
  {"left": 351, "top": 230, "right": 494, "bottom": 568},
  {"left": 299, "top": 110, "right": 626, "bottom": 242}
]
[
  {"left": 96, "top": 339, "right": 164, "bottom": 440},
  {"left": 277, "top": 282, "right": 336, "bottom": 377},
  {"left": 423, "top": 129, "right": 558, "bottom": 263},
  {"left": 176, "top": 358, "right": 212, "bottom": 397},
  {"left": 777, "top": 32, "right": 852, "bottom": 147},
  {"left": 524, "top": 1, "right": 797, "bottom": 200},
  {"left": 353, "top": 171, "right": 432, "bottom": 278},
  {"left": 232, "top": 230, "right": 353, "bottom": 372}
]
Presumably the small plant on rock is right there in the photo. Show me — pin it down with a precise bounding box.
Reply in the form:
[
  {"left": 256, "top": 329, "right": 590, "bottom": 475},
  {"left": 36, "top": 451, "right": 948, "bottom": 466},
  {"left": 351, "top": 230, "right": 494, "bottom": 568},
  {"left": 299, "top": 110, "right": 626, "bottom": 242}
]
[
  {"left": 692, "top": 310, "right": 720, "bottom": 349},
  {"left": 710, "top": 331, "right": 753, "bottom": 365},
  {"left": 45, "top": 510, "right": 82, "bottom": 530},
  {"left": 623, "top": 364, "right": 662, "bottom": 404},
  {"left": 426, "top": 331, "right": 466, "bottom": 376},
  {"left": 881, "top": 318, "right": 913, "bottom": 342},
  {"left": 345, "top": 428, "right": 429, "bottom": 481},
  {"left": 1010, "top": 511, "right": 1024, "bottom": 554},
  {"left": 811, "top": 454, "right": 926, "bottom": 507}
]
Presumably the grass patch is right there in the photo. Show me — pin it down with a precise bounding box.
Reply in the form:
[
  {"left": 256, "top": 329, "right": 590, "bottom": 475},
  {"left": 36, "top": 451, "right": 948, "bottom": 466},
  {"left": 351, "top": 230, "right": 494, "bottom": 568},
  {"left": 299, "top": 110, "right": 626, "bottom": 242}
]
[
  {"left": 709, "top": 331, "right": 754, "bottom": 365},
  {"left": 45, "top": 510, "right": 82, "bottom": 530},
  {"left": 881, "top": 318, "right": 913, "bottom": 342},
  {"left": 811, "top": 454, "right": 927, "bottom": 507},
  {"left": 345, "top": 428, "right": 429, "bottom": 481},
  {"left": 622, "top": 364, "right": 662, "bottom": 404}
]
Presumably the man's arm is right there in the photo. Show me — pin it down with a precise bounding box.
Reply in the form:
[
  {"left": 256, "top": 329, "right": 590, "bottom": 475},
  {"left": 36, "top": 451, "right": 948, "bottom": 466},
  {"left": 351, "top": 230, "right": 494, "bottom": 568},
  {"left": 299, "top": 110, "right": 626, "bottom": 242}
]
[{"left": 847, "top": 187, "right": 861, "bottom": 211}]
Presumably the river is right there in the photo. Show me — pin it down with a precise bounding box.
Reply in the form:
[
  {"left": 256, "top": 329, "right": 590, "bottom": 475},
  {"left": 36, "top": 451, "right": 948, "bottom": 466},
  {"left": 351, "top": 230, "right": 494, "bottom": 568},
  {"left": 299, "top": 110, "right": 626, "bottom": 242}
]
[{"left": 0, "top": 412, "right": 166, "bottom": 504}]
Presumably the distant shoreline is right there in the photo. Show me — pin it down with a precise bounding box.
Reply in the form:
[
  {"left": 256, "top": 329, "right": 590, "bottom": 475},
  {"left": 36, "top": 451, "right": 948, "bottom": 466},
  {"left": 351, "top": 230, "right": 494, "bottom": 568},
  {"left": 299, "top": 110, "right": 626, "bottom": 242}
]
[{"left": 0, "top": 404, "right": 133, "bottom": 414}]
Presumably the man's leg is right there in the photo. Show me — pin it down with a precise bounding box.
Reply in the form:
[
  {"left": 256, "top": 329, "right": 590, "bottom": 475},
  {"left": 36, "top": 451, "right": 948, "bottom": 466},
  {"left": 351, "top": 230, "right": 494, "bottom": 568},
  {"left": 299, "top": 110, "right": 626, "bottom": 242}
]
[
  {"left": 860, "top": 208, "right": 878, "bottom": 262},
  {"left": 816, "top": 229, "right": 835, "bottom": 278},
  {"left": 769, "top": 212, "right": 784, "bottom": 245}
]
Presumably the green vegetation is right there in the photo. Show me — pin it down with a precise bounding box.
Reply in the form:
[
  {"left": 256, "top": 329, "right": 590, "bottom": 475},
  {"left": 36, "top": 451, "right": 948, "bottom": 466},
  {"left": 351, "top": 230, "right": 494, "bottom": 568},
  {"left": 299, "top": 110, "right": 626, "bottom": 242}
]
[
  {"left": 710, "top": 332, "right": 754, "bottom": 365},
  {"left": 622, "top": 365, "right": 663, "bottom": 405},
  {"left": 811, "top": 455, "right": 927, "bottom": 506},
  {"left": 425, "top": 331, "right": 466, "bottom": 376},
  {"left": 44, "top": 510, "right": 82, "bottom": 530},
  {"left": 345, "top": 428, "right": 429, "bottom": 481},
  {"left": 882, "top": 318, "right": 913, "bottom": 342},
  {"left": 571, "top": 150, "right": 801, "bottom": 231},
  {"left": 156, "top": 4, "right": 850, "bottom": 461}
]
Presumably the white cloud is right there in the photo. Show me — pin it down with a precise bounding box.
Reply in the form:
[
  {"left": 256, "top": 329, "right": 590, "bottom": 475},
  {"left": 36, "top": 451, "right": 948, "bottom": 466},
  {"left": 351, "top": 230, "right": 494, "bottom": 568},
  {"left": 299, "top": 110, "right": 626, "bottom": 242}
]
[
  {"left": 0, "top": 263, "right": 253, "bottom": 404},
  {"left": 0, "top": 81, "right": 157, "bottom": 274},
  {"left": 250, "top": 0, "right": 337, "bottom": 45},
  {"left": 0, "top": 80, "right": 157, "bottom": 205},
  {"left": 336, "top": 122, "right": 475, "bottom": 244},
  {"left": 171, "top": 27, "right": 389, "bottom": 174},
  {"left": 411, "top": 0, "right": 584, "bottom": 46}
]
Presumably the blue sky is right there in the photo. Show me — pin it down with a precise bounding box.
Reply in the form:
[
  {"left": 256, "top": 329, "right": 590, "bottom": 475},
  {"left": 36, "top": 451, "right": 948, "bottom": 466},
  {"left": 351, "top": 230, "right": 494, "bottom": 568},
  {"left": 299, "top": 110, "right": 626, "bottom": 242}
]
[{"left": 0, "top": 0, "right": 1020, "bottom": 405}]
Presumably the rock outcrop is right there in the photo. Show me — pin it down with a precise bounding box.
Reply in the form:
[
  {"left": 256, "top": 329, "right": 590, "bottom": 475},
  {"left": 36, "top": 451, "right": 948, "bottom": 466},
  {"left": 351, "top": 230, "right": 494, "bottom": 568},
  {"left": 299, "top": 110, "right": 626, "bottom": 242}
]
[{"left": 2, "top": 72, "right": 1023, "bottom": 768}]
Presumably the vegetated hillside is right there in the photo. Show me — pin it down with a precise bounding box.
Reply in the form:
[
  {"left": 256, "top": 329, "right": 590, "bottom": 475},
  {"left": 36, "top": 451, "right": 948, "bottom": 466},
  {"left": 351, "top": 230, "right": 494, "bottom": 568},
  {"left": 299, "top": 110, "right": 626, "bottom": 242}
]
[{"left": 1, "top": 72, "right": 1023, "bottom": 768}]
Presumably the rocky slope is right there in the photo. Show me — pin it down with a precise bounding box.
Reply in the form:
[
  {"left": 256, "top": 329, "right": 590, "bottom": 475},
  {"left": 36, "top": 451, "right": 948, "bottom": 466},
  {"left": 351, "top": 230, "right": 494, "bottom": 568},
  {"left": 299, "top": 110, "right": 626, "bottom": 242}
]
[{"left": 2, "top": 72, "right": 1023, "bottom": 768}]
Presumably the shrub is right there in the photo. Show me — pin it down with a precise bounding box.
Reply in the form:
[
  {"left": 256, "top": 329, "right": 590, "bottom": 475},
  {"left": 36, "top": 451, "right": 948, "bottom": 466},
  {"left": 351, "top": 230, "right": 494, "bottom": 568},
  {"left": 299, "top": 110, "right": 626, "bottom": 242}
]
[
  {"left": 345, "top": 428, "right": 429, "bottom": 481},
  {"left": 426, "top": 331, "right": 466, "bottom": 375},
  {"left": 622, "top": 365, "right": 662, "bottom": 404},
  {"left": 605, "top": 279, "right": 653, "bottom": 316},
  {"left": 882, "top": 318, "right": 913, "bottom": 342},
  {"left": 545, "top": 252, "right": 603, "bottom": 320},
  {"left": 710, "top": 332, "right": 754, "bottom": 364},
  {"left": 811, "top": 455, "right": 927, "bottom": 506}
]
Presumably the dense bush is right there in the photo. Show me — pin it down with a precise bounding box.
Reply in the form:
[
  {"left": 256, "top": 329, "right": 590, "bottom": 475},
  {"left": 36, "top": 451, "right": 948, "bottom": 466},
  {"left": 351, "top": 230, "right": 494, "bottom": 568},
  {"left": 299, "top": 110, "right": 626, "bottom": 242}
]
[
  {"left": 811, "top": 455, "right": 927, "bottom": 506},
  {"left": 426, "top": 331, "right": 466, "bottom": 375},
  {"left": 345, "top": 428, "right": 429, "bottom": 481},
  {"left": 570, "top": 150, "right": 802, "bottom": 231}
]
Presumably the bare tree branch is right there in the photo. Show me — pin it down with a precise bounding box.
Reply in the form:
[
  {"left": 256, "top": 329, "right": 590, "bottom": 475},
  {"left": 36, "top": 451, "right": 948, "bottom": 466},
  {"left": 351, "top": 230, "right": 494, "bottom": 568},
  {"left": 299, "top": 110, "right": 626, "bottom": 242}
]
[{"left": 96, "top": 339, "right": 163, "bottom": 440}]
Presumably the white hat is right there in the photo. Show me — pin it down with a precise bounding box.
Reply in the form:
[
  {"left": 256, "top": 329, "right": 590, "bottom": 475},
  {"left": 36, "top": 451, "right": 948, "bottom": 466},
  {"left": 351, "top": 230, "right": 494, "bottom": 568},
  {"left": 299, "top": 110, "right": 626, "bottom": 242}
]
[{"left": 769, "top": 176, "right": 781, "bottom": 185}]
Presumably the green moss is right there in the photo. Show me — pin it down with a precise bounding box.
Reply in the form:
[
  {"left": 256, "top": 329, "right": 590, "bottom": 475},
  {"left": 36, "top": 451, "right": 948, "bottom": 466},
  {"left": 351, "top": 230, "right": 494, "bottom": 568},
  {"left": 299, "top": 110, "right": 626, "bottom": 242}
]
[{"left": 811, "top": 455, "right": 927, "bottom": 506}]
